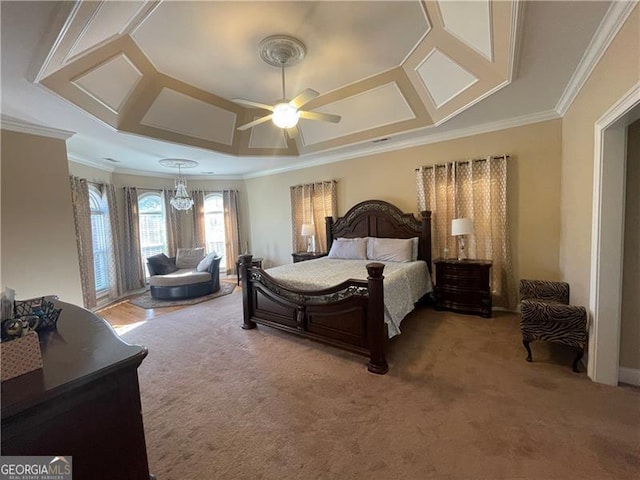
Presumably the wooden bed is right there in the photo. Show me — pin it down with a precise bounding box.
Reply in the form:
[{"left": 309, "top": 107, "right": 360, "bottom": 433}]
[{"left": 239, "top": 200, "right": 432, "bottom": 374}]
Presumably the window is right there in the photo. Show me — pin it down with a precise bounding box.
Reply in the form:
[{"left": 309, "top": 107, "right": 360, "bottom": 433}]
[
  {"left": 204, "top": 193, "right": 226, "bottom": 267},
  {"left": 88, "top": 186, "right": 109, "bottom": 295},
  {"left": 138, "top": 192, "right": 168, "bottom": 275}
]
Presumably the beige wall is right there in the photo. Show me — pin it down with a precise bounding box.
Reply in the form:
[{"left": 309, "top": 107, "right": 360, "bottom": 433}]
[
  {"left": 1, "top": 130, "right": 83, "bottom": 305},
  {"left": 561, "top": 6, "right": 639, "bottom": 379},
  {"left": 246, "top": 119, "right": 564, "bottom": 286},
  {"left": 560, "top": 6, "right": 639, "bottom": 307},
  {"left": 620, "top": 119, "right": 640, "bottom": 369}
]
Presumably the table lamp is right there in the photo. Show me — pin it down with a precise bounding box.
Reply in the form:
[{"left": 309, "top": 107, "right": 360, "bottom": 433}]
[
  {"left": 451, "top": 218, "right": 474, "bottom": 260},
  {"left": 301, "top": 223, "right": 316, "bottom": 252}
]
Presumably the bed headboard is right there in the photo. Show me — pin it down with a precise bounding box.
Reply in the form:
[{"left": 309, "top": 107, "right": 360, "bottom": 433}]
[{"left": 325, "top": 200, "right": 432, "bottom": 268}]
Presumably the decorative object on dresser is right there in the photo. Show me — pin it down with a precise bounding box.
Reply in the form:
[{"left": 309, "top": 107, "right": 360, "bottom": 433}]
[
  {"left": 301, "top": 223, "right": 316, "bottom": 252},
  {"left": 292, "top": 251, "right": 327, "bottom": 263},
  {"left": 1, "top": 299, "right": 151, "bottom": 479},
  {"left": 434, "top": 259, "right": 492, "bottom": 318},
  {"left": 519, "top": 279, "right": 587, "bottom": 372},
  {"left": 451, "top": 217, "right": 474, "bottom": 260},
  {"left": 239, "top": 200, "right": 433, "bottom": 374}
]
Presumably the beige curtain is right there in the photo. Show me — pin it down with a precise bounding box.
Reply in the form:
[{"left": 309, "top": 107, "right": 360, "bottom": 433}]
[
  {"left": 222, "top": 190, "right": 241, "bottom": 275},
  {"left": 290, "top": 180, "right": 337, "bottom": 253},
  {"left": 122, "top": 186, "right": 145, "bottom": 291},
  {"left": 103, "top": 184, "right": 125, "bottom": 300},
  {"left": 417, "top": 156, "right": 515, "bottom": 308},
  {"left": 70, "top": 176, "right": 96, "bottom": 308},
  {"left": 191, "top": 190, "right": 207, "bottom": 249},
  {"left": 162, "top": 190, "right": 181, "bottom": 256}
]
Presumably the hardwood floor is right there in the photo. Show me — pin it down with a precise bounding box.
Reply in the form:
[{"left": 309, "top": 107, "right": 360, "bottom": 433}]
[
  {"left": 96, "top": 299, "right": 183, "bottom": 327},
  {"left": 96, "top": 277, "right": 237, "bottom": 332}
]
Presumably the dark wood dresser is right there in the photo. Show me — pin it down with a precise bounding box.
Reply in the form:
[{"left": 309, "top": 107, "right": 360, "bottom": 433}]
[
  {"left": 433, "top": 259, "right": 492, "bottom": 318},
  {"left": 292, "top": 252, "right": 327, "bottom": 263},
  {"left": 1, "top": 299, "right": 151, "bottom": 480}
]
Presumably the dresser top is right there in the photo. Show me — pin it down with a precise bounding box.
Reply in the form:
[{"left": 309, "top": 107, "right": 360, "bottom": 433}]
[
  {"left": 433, "top": 258, "right": 492, "bottom": 265},
  {"left": 1, "top": 299, "right": 147, "bottom": 418}
]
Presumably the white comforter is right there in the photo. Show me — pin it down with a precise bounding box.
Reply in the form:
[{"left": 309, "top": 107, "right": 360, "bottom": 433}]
[{"left": 266, "top": 258, "right": 433, "bottom": 338}]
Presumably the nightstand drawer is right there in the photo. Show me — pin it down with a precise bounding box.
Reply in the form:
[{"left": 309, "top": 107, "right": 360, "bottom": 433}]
[{"left": 433, "top": 259, "right": 492, "bottom": 318}]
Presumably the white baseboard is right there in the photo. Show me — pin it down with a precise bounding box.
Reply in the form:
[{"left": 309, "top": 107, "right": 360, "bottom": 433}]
[{"left": 619, "top": 367, "right": 640, "bottom": 386}]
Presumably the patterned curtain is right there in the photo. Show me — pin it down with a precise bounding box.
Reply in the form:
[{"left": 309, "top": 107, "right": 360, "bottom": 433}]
[
  {"left": 222, "top": 190, "right": 241, "bottom": 275},
  {"left": 417, "top": 156, "right": 515, "bottom": 309},
  {"left": 122, "top": 187, "right": 145, "bottom": 291},
  {"left": 161, "top": 190, "right": 182, "bottom": 256},
  {"left": 70, "top": 176, "right": 96, "bottom": 308},
  {"left": 290, "top": 180, "right": 337, "bottom": 253},
  {"left": 191, "top": 190, "right": 207, "bottom": 249},
  {"left": 103, "top": 184, "right": 125, "bottom": 300}
]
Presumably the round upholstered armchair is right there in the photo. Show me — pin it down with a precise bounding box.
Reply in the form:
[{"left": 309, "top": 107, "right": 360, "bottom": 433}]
[{"left": 147, "top": 248, "right": 221, "bottom": 300}]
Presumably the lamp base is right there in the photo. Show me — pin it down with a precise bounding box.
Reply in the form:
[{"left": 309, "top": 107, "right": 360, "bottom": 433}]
[{"left": 457, "top": 238, "right": 467, "bottom": 261}]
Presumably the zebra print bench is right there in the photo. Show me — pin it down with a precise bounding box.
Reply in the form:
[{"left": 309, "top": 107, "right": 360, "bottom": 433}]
[{"left": 519, "top": 279, "right": 587, "bottom": 372}]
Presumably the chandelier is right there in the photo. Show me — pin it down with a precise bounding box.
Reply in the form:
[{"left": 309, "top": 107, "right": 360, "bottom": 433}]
[{"left": 159, "top": 159, "right": 198, "bottom": 211}]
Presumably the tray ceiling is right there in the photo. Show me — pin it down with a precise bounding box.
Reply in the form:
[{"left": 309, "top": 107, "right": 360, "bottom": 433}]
[
  {"left": 36, "top": 0, "right": 517, "bottom": 158},
  {"left": 1, "top": 0, "right": 618, "bottom": 177}
]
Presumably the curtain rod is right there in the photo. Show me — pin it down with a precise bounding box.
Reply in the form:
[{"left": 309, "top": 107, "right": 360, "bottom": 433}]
[
  {"left": 290, "top": 179, "right": 337, "bottom": 189},
  {"left": 414, "top": 154, "right": 510, "bottom": 171}
]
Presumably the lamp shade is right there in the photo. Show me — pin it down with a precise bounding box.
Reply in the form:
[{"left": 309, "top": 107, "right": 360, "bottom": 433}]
[
  {"left": 451, "top": 218, "right": 474, "bottom": 236},
  {"left": 301, "top": 223, "right": 315, "bottom": 236}
]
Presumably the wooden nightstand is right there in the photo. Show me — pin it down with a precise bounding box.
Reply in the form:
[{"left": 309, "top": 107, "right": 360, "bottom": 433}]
[
  {"left": 292, "top": 252, "right": 327, "bottom": 263},
  {"left": 433, "top": 259, "right": 492, "bottom": 318}
]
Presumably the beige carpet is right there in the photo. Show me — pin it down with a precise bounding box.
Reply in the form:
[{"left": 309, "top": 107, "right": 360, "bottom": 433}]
[{"left": 122, "top": 289, "right": 640, "bottom": 480}]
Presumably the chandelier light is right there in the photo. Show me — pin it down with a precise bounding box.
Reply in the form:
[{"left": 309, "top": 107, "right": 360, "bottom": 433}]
[{"left": 159, "top": 159, "right": 199, "bottom": 211}]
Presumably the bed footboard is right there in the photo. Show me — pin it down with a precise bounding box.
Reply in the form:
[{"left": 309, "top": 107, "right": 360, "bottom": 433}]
[{"left": 239, "top": 255, "right": 388, "bottom": 374}]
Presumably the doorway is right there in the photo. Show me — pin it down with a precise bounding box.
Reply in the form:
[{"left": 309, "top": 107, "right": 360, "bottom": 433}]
[{"left": 589, "top": 83, "right": 640, "bottom": 385}]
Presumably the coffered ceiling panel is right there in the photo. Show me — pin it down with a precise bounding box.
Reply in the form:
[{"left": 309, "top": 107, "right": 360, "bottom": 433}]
[
  {"left": 249, "top": 120, "right": 288, "bottom": 149},
  {"left": 416, "top": 49, "right": 479, "bottom": 108},
  {"left": 439, "top": 0, "right": 493, "bottom": 61},
  {"left": 299, "top": 82, "right": 416, "bottom": 147},
  {"left": 66, "top": 1, "right": 146, "bottom": 62},
  {"left": 141, "top": 88, "right": 237, "bottom": 146},
  {"left": 72, "top": 53, "right": 142, "bottom": 113}
]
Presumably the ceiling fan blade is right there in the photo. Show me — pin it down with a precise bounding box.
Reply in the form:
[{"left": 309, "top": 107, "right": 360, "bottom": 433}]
[
  {"left": 289, "top": 89, "right": 319, "bottom": 109},
  {"left": 299, "top": 110, "right": 341, "bottom": 123},
  {"left": 237, "top": 114, "right": 273, "bottom": 131},
  {"left": 232, "top": 98, "right": 274, "bottom": 112},
  {"left": 286, "top": 126, "right": 299, "bottom": 139}
]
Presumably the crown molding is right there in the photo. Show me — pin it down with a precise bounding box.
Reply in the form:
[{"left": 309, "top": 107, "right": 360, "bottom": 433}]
[
  {"left": 243, "top": 109, "right": 560, "bottom": 179},
  {"left": 1, "top": 115, "right": 75, "bottom": 140},
  {"left": 555, "top": 0, "right": 638, "bottom": 116},
  {"left": 68, "top": 154, "right": 116, "bottom": 173}
]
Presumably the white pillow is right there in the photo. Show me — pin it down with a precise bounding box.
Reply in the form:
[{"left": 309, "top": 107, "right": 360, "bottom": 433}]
[
  {"left": 411, "top": 237, "right": 419, "bottom": 261},
  {"left": 367, "top": 237, "right": 413, "bottom": 263},
  {"left": 196, "top": 252, "right": 217, "bottom": 272},
  {"left": 327, "top": 238, "right": 367, "bottom": 260},
  {"left": 176, "top": 247, "right": 206, "bottom": 269}
]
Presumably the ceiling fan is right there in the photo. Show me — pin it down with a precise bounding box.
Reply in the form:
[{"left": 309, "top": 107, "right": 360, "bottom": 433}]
[{"left": 233, "top": 35, "right": 341, "bottom": 138}]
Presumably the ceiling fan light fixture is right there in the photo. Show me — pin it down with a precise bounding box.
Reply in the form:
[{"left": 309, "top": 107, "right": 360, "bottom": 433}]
[{"left": 272, "top": 102, "right": 300, "bottom": 129}]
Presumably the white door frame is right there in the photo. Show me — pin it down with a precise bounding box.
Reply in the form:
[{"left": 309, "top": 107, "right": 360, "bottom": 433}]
[{"left": 589, "top": 83, "right": 640, "bottom": 385}]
